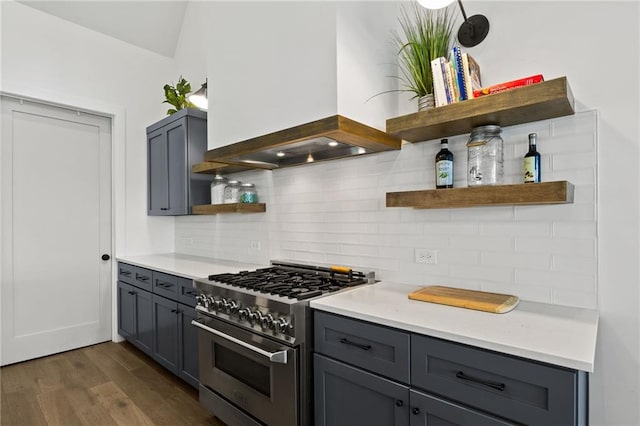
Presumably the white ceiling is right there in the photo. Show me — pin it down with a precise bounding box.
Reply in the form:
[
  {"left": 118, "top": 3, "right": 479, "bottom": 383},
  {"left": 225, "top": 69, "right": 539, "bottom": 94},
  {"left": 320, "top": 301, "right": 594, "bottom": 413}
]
[{"left": 17, "top": 1, "right": 189, "bottom": 57}]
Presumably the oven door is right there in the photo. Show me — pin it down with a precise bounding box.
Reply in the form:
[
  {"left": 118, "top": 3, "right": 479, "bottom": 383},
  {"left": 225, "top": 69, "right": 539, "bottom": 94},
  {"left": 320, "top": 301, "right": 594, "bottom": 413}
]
[{"left": 192, "top": 314, "right": 298, "bottom": 426}]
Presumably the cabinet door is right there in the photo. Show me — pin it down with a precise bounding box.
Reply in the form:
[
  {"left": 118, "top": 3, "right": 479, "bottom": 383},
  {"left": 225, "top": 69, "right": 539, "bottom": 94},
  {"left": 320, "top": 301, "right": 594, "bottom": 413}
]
[
  {"left": 134, "top": 288, "right": 154, "bottom": 356},
  {"left": 117, "top": 281, "right": 136, "bottom": 339},
  {"left": 165, "top": 118, "right": 188, "bottom": 215},
  {"left": 178, "top": 304, "right": 199, "bottom": 388},
  {"left": 152, "top": 294, "right": 179, "bottom": 374},
  {"left": 147, "top": 127, "right": 169, "bottom": 215},
  {"left": 314, "top": 354, "right": 410, "bottom": 426},
  {"left": 409, "top": 390, "right": 514, "bottom": 426}
]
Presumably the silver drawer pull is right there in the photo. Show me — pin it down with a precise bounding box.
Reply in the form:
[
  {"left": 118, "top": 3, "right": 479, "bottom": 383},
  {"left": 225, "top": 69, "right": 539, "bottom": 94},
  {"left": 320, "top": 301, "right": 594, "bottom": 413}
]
[
  {"left": 455, "top": 371, "right": 506, "bottom": 391},
  {"left": 191, "top": 319, "right": 288, "bottom": 364}
]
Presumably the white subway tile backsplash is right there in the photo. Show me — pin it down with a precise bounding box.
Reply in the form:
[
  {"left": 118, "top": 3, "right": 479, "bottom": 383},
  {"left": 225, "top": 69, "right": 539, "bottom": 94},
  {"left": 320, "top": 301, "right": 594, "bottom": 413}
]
[
  {"left": 176, "top": 112, "right": 598, "bottom": 309},
  {"left": 480, "top": 221, "right": 551, "bottom": 237},
  {"left": 449, "top": 236, "right": 513, "bottom": 252},
  {"left": 552, "top": 222, "right": 596, "bottom": 238},
  {"left": 552, "top": 255, "right": 597, "bottom": 275},
  {"left": 514, "top": 237, "right": 596, "bottom": 257},
  {"left": 481, "top": 251, "right": 550, "bottom": 270}
]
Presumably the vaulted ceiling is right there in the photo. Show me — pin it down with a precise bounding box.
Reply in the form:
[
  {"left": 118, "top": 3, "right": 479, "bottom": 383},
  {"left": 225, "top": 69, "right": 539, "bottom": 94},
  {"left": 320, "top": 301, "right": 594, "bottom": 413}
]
[{"left": 16, "top": 1, "right": 189, "bottom": 57}]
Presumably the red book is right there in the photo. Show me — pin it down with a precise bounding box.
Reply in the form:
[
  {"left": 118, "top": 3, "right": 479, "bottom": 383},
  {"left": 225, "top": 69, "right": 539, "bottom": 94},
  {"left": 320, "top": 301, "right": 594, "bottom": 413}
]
[{"left": 473, "top": 74, "right": 544, "bottom": 97}]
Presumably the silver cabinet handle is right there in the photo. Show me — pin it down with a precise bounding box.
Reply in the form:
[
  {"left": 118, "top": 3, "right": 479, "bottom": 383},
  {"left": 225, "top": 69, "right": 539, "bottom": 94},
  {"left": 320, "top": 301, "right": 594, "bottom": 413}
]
[{"left": 191, "top": 319, "right": 288, "bottom": 364}]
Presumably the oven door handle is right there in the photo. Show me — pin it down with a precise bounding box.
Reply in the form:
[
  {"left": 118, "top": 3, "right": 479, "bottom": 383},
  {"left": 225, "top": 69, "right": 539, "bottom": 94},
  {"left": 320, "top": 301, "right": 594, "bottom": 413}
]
[{"left": 191, "top": 319, "right": 288, "bottom": 364}]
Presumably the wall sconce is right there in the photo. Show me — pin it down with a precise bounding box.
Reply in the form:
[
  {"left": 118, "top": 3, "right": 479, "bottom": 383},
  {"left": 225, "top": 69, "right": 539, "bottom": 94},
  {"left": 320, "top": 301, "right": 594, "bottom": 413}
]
[
  {"left": 189, "top": 79, "right": 208, "bottom": 110},
  {"left": 417, "top": 0, "right": 489, "bottom": 48}
]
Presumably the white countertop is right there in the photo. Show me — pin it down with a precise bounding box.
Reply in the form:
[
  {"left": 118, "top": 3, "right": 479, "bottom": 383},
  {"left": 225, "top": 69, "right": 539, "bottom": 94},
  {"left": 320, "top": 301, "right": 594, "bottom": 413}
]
[
  {"left": 116, "top": 253, "right": 266, "bottom": 280},
  {"left": 310, "top": 281, "right": 598, "bottom": 372}
]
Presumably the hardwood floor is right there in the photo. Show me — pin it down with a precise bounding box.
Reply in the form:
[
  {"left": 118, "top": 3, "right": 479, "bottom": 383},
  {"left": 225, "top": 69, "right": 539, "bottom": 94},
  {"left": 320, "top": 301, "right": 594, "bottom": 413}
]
[{"left": 0, "top": 341, "right": 225, "bottom": 426}]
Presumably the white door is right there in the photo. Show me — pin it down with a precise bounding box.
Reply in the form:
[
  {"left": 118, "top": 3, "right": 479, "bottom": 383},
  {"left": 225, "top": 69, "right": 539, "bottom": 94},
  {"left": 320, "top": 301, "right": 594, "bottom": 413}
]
[{"left": 1, "top": 95, "right": 112, "bottom": 365}]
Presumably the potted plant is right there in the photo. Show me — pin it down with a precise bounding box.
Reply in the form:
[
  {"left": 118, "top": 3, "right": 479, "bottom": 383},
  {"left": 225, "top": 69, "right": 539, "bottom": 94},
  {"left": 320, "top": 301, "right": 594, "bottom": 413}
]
[
  {"left": 392, "top": 2, "right": 455, "bottom": 110},
  {"left": 163, "top": 76, "right": 195, "bottom": 115}
]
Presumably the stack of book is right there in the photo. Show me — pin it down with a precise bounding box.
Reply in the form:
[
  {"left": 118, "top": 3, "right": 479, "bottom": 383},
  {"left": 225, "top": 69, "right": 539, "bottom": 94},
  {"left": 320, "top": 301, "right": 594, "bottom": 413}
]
[
  {"left": 431, "top": 46, "right": 482, "bottom": 107},
  {"left": 431, "top": 47, "right": 545, "bottom": 107}
]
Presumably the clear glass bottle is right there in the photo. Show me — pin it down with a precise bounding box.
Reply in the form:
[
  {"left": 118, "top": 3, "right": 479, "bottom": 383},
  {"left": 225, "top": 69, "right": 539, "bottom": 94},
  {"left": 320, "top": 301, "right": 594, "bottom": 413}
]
[
  {"left": 524, "top": 133, "right": 541, "bottom": 183},
  {"left": 223, "top": 180, "right": 242, "bottom": 204},
  {"left": 435, "top": 138, "right": 454, "bottom": 189},
  {"left": 210, "top": 175, "right": 228, "bottom": 204},
  {"left": 239, "top": 183, "right": 258, "bottom": 203},
  {"left": 466, "top": 125, "right": 504, "bottom": 187}
]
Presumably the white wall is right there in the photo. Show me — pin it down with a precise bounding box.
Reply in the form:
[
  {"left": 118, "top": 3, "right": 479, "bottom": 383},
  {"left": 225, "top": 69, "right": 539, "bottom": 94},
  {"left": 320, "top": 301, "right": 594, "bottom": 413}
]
[
  {"left": 174, "top": 1, "right": 640, "bottom": 425},
  {"left": 0, "top": 0, "right": 177, "bottom": 257}
]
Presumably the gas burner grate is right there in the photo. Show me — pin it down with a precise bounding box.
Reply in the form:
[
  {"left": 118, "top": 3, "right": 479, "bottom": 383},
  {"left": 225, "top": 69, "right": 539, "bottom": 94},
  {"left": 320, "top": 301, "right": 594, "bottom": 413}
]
[{"left": 207, "top": 266, "right": 368, "bottom": 299}]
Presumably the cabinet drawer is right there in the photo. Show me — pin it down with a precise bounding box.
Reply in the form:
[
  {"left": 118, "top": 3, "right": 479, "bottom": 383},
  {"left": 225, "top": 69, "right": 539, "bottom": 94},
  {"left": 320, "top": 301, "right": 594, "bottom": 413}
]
[
  {"left": 152, "top": 271, "right": 179, "bottom": 300},
  {"left": 314, "top": 311, "right": 410, "bottom": 383},
  {"left": 118, "top": 263, "right": 152, "bottom": 292},
  {"left": 178, "top": 277, "right": 197, "bottom": 307},
  {"left": 411, "top": 334, "right": 583, "bottom": 425}
]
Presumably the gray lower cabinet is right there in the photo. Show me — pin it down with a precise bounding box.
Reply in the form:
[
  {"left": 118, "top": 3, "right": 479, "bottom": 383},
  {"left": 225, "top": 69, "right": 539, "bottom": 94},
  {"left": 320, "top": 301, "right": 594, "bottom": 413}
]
[
  {"left": 314, "top": 354, "right": 410, "bottom": 426},
  {"left": 147, "top": 108, "right": 209, "bottom": 216},
  {"left": 408, "top": 390, "right": 513, "bottom": 426},
  {"left": 313, "top": 311, "right": 588, "bottom": 426},
  {"left": 152, "top": 294, "right": 199, "bottom": 388},
  {"left": 117, "top": 262, "right": 198, "bottom": 388},
  {"left": 117, "top": 281, "right": 153, "bottom": 356}
]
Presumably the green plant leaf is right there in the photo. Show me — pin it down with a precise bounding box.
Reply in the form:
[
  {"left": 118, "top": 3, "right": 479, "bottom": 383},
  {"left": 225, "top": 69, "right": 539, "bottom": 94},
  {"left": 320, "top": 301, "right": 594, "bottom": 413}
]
[
  {"left": 379, "top": 2, "right": 456, "bottom": 100},
  {"left": 162, "top": 76, "right": 199, "bottom": 115}
]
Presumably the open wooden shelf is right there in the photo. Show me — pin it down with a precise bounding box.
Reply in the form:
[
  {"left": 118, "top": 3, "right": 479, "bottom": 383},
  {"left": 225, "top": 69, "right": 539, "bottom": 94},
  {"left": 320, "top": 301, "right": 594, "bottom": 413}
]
[
  {"left": 192, "top": 203, "right": 266, "bottom": 215},
  {"left": 192, "top": 161, "right": 270, "bottom": 175},
  {"left": 386, "top": 181, "right": 574, "bottom": 209},
  {"left": 386, "top": 77, "right": 575, "bottom": 143}
]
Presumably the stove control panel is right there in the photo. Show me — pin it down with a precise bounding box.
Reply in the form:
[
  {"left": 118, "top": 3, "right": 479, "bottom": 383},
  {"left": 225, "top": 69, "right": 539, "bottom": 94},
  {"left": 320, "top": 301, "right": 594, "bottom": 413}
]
[{"left": 196, "top": 295, "right": 293, "bottom": 336}]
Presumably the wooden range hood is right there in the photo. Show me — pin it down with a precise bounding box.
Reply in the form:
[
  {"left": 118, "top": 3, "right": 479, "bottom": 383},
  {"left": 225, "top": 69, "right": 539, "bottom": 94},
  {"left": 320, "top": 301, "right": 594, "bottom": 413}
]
[{"left": 202, "top": 115, "right": 402, "bottom": 170}]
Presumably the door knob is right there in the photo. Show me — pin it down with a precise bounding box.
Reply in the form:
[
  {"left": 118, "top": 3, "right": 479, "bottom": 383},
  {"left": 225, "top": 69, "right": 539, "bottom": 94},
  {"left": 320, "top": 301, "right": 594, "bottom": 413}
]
[{"left": 101, "top": 254, "right": 110, "bottom": 261}]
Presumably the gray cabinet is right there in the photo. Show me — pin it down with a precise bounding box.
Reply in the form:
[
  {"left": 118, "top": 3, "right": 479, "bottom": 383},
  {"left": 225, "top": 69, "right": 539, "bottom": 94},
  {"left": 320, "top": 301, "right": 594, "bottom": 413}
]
[
  {"left": 409, "top": 390, "right": 513, "bottom": 426},
  {"left": 411, "top": 334, "right": 587, "bottom": 426},
  {"left": 153, "top": 294, "right": 179, "bottom": 373},
  {"left": 147, "top": 108, "right": 209, "bottom": 215},
  {"left": 313, "top": 311, "right": 588, "bottom": 426},
  {"left": 314, "top": 354, "right": 410, "bottom": 426},
  {"left": 151, "top": 293, "right": 199, "bottom": 388},
  {"left": 117, "top": 262, "right": 199, "bottom": 388},
  {"left": 178, "top": 305, "right": 199, "bottom": 387},
  {"left": 117, "top": 280, "right": 153, "bottom": 356}
]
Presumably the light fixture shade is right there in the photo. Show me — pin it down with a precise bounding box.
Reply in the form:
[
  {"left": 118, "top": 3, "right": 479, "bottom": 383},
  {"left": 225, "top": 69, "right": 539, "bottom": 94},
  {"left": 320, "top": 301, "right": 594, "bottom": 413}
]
[
  {"left": 416, "top": 0, "right": 455, "bottom": 9},
  {"left": 189, "top": 80, "right": 208, "bottom": 110}
]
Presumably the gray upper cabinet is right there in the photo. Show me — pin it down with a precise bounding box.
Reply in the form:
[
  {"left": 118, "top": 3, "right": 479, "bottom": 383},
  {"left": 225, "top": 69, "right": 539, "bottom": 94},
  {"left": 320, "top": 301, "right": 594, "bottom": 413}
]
[{"left": 147, "top": 108, "right": 209, "bottom": 215}]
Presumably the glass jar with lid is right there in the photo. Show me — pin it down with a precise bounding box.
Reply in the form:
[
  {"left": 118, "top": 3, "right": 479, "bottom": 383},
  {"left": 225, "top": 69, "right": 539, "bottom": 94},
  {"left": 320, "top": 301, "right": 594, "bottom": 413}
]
[
  {"left": 239, "top": 183, "right": 258, "bottom": 203},
  {"left": 210, "top": 175, "right": 228, "bottom": 205},
  {"left": 223, "top": 180, "right": 242, "bottom": 204},
  {"left": 466, "top": 125, "right": 504, "bottom": 187}
]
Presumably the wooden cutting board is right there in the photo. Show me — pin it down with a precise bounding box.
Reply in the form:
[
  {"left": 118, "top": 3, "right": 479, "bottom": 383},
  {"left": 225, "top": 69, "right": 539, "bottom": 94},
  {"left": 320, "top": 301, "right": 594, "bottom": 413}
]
[{"left": 408, "top": 286, "right": 519, "bottom": 314}]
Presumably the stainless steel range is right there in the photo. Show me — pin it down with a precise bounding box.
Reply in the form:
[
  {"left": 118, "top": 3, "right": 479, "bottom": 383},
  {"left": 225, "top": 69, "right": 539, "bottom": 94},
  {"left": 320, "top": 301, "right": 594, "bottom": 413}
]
[{"left": 191, "top": 261, "right": 375, "bottom": 426}]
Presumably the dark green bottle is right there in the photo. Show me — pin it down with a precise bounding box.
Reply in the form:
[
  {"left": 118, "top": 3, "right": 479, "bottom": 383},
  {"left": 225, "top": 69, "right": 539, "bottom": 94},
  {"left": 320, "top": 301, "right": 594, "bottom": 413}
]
[
  {"left": 436, "top": 139, "right": 454, "bottom": 188},
  {"left": 524, "top": 133, "right": 541, "bottom": 183}
]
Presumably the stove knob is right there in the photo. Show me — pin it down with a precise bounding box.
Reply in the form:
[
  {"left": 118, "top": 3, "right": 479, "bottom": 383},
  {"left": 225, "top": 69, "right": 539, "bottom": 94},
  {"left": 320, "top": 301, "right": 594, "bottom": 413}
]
[
  {"left": 201, "top": 296, "right": 212, "bottom": 309},
  {"left": 250, "top": 311, "right": 264, "bottom": 325},
  {"left": 214, "top": 298, "right": 226, "bottom": 311},
  {"left": 274, "top": 317, "right": 291, "bottom": 334},
  {"left": 195, "top": 295, "right": 204, "bottom": 306},
  {"left": 238, "top": 308, "right": 250, "bottom": 321},
  {"left": 224, "top": 300, "right": 238, "bottom": 314},
  {"left": 260, "top": 314, "right": 274, "bottom": 330}
]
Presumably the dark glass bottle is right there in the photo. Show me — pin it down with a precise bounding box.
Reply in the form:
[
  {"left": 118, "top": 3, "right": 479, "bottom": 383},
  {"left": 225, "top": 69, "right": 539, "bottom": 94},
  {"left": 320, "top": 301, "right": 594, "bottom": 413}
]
[
  {"left": 524, "top": 133, "right": 541, "bottom": 183},
  {"left": 436, "top": 139, "right": 454, "bottom": 188}
]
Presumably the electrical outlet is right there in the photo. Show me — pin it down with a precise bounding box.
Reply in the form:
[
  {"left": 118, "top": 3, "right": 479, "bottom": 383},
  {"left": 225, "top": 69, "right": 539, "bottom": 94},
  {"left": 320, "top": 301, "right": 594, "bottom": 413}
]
[
  {"left": 249, "top": 240, "right": 261, "bottom": 251},
  {"left": 415, "top": 248, "right": 437, "bottom": 264}
]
